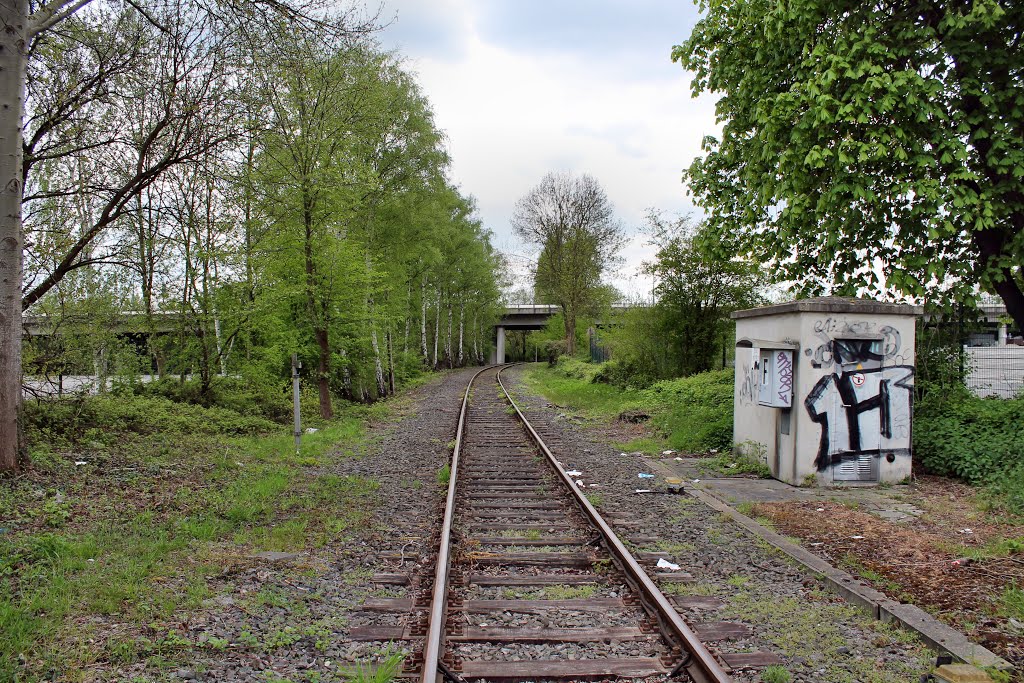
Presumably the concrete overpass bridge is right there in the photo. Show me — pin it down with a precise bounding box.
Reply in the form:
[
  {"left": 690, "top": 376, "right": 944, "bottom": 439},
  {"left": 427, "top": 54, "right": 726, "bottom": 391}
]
[
  {"left": 489, "top": 305, "right": 561, "bottom": 363},
  {"left": 489, "top": 304, "right": 635, "bottom": 363}
]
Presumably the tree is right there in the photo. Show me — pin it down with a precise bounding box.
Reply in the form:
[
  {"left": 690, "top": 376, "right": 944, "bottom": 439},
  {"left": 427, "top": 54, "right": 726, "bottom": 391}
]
[
  {"left": 511, "top": 172, "right": 624, "bottom": 354},
  {"left": 641, "top": 211, "right": 768, "bottom": 376},
  {"left": 674, "top": 1, "right": 1024, "bottom": 331},
  {"left": 0, "top": 0, "right": 376, "bottom": 471}
]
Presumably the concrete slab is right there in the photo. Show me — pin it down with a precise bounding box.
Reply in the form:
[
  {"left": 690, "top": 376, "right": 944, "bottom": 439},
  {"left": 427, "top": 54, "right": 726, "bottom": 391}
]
[{"left": 651, "top": 457, "right": 923, "bottom": 523}]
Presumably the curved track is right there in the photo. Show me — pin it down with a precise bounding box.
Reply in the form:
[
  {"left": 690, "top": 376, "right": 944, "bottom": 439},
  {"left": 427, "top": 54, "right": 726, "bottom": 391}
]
[{"left": 416, "top": 365, "right": 733, "bottom": 683}]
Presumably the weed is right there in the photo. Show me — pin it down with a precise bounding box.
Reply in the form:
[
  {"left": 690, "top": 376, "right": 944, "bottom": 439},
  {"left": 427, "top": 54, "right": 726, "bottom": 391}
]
[
  {"left": 735, "top": 501, "right": 756, "bottom": 516},
  {"left": 999, "top": 584, "right": 1024, "bottom": 620},
  {"left": 727, "top": 574, "right": 750, "bottom": 588},
  {"left": 42, "top": 496, "right": 72, "bottom": 528},
  {"left": 436, "top": 463, "right": 451, "bottom": 486},
  {"left": 343, "top": 645, "right": 406, "bottom": 683},
  {"left": 206, "top": 636, "right": 230, "bottom": 651},
  {"left": 649, "top": 540, "right": 696, "bottom": 555},
  {"left": 761, "top": 665, "right": 791, "bottom": 683},
  {"left": 584, "top": 492, "right": 604, "bottom": 508}
]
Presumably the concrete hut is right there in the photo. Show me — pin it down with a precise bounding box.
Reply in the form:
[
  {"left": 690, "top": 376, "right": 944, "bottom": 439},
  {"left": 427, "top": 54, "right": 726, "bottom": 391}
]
[{"left": 731, "top": 297, "right": 922, "bottom": 486}]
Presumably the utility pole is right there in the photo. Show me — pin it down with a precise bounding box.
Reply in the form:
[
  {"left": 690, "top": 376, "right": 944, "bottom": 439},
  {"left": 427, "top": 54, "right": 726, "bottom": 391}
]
[{"left": 292, "top": 354, "right": 302, "bottom": 452}]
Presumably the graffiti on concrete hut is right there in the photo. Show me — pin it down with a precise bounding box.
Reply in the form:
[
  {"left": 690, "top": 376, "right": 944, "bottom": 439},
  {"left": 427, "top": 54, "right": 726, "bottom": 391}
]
[
  {"left": 805, "top": 318, "right": 905, "bottom": 368},
  {"left": 804, "top": 365, "right": 914, "bottom": 471}
]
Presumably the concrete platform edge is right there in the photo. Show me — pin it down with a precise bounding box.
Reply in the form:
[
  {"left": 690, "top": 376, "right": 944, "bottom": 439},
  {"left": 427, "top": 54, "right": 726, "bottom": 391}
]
[{"left": 642, "top": 462, "right": 1011, "bottom": 671}]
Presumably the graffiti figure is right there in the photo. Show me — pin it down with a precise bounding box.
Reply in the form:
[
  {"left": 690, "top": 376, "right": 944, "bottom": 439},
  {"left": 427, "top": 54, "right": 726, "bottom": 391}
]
[
  {"left": 805, "top": 318, "right": 904, "bottom": 368},
  {"left": 804, "top": 338, "right": 913, "bottom": 471}
]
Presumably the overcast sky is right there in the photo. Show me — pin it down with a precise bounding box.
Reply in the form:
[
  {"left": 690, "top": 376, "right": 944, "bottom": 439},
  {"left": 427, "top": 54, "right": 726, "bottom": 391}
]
[{"left": 374, "top": 1, "right": 717, "bottom": 299}]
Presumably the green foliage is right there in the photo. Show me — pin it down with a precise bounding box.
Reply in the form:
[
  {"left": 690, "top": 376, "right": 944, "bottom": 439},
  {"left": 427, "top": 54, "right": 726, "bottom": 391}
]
[
  {"left": 675, "top": 1, "right": 1024, "bottom": 329},
  {"left": 528, "top": 364, "right": 734, "bottom": 453},
  {"left": 343, "top": 645, "right": 405, "bottom": 683},
  {"left": 436, "top": 464, "right": 450, "bottom": 487},
  {"left": 606, "top": 213, "right": 766, "bottom": 384},
  {"left": 914, "top": 394, "right": 1024, "bottom": 482},
  {"left": 22, "top": 393, "right": 278, "bottom": 442},
  {"left": 640, "top": 369, "right": 735, "bottom": 452},
  {"left": 761, "top": 665, "right": 791, "bottom": 683}
]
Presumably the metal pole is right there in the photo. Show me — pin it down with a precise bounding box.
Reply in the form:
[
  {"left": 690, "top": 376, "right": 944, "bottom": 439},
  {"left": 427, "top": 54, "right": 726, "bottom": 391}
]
[{"left": 292, "top": 354, "right": 302, "bottom": 452}]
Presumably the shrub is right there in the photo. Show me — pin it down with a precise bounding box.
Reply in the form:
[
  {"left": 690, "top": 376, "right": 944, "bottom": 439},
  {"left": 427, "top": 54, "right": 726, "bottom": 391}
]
[
  {"left": 22, "top": 393, "right": 279, "bottom": 445},
  {"left": 642, "top": 369, "right": 734, "bottom": 452},
  {"left": 552, "top": 356, "right": 603, "bottom": 383},
  {"left": 914, "top": 394, "right": 1024, "bottom": 483}
]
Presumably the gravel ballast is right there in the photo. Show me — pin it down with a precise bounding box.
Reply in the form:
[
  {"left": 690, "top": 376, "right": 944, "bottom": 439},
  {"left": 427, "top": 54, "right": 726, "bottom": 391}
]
[{"left": 502, "top": 364, "right": 934, "bottom": 683}]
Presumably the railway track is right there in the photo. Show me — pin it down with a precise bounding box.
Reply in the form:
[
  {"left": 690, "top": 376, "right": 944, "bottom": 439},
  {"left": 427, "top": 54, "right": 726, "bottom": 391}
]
[{"left": 415, "top": 365, "right": 735, "bottom": 683}]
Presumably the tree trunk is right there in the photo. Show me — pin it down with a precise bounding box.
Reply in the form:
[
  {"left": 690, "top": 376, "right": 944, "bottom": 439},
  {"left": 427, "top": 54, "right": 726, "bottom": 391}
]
[
  {"left": 314, "top": 327, "right": 332, "bottom": 418},
  {"left": 303, "top": 194, "right": 331, "bottom": 419},
  {"left": 370, "top": 317, "right": 386, "bottom": 398},
  {"left": 386, "top": 327, "right": 395, "bottom": 395},
  {"left": 457, "top": 299, "right": 465, "bottom": 367},
  {"left": 0, "top": 0, "right": 27, "bottom": 472},
  {"left": 432, "top": 291, "right": 440, "bottom": 368},
  {"left": 339, "top": 346, "right": 353, "bottom": 401},
  {"left": 420, "top": 275, "right": 429, "bottom": 362},
  {"left": 472, "top": 310, "right": 479, "bottom": 365},
  {"left": 563, "top": 304, "right": 577, "bottom": 355},
  {"left": 444, "top": 296, "right": 453, "bottom": 368}
]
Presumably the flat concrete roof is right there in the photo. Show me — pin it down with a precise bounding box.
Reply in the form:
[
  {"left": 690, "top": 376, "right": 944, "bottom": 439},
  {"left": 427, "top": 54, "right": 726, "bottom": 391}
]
[{"left": 732, "top": 296, "right": 924, "bottom": 320}]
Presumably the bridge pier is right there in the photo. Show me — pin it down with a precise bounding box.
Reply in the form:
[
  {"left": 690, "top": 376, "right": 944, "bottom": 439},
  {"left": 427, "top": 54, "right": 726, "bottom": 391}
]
[{"left": 490, "top": 326, "right": 506, "bottom": 364}]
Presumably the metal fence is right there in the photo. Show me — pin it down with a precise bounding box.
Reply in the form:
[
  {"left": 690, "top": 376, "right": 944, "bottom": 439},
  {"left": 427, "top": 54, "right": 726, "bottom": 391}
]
[{"left": 965, "top": 346, "right": 1024, "bottom": 398}]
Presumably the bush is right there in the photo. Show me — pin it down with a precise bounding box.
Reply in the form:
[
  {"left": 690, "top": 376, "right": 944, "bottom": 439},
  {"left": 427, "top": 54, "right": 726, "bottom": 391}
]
[
  {"left": 914, "top": 394, "right": 1024, "bottom": 484},
  {"left": 641, "top": 369, "right": 734, "bottom": 452},
  {"left": 552, "top": 356, "right": 604, "bottom": 383},
  {"left": 594, "top": 357, "right": 657, "bottom": 389},
  {"left": 23, "top": 393, "right": 279, "bottom": 445},
  {"left": 127, "top": 375, "right": 292, "bottom": 422}
]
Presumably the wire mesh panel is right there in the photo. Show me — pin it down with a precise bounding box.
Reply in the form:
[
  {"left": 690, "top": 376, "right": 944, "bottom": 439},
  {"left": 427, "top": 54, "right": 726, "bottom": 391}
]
[{"left": 965, "top": 346, "right": 1024, "bottom": 398}]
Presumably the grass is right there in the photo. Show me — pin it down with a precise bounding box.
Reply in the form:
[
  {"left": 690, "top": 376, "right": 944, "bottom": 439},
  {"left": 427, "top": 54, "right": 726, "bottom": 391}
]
[
  {"left": 522, "top": 362, "right": 733, "bottom": 454},
  {"left": 1, "top": 391, "right": 387, "bottom": 681},
  {"left": 723, "top": 590, "right": 929, "bottom": 682},
  {"left": 761, "top": 665, "right": 791, "bottom": 683},
  {"left": 697, "top": 453, "right": 772, "bottom": 478},
  {"left": 1000, "top": 584, "right": 1024, "bottom": 620},
  {"left": 342, "top": 644, "right": 405, "bottom": 683},
  {"left": 499, "top": 585, "right": 597, "bottom": 600}
]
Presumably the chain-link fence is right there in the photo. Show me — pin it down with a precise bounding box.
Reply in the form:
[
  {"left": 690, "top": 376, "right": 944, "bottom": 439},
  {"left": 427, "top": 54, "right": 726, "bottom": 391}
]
[{"left": 966, "top": 346, "right": 1024, "bottom": 398}]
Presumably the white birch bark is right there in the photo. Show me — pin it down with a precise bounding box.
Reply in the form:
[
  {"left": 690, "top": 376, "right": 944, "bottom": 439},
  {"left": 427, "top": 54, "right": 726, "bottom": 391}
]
[
  {"left": 457, "top": 299, "right": 464, "bottom": 367},
  {"left": 420, "top": 274, "right": 428, "bottom": 361}
]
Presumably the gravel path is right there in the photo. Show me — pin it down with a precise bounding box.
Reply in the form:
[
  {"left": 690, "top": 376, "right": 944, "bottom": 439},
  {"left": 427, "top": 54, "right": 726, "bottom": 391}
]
[{"left": 502, "top": 364, "right": 934, "bottom": 683}]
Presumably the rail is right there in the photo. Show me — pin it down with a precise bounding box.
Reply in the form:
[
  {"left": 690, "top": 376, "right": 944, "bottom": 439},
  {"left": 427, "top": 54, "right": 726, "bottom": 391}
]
[
  {"left": 496, "top": 365, "right": 731, "bottom": 683},
  {"left": 419, "top": 363, "right": 731, "bottom": 683}
]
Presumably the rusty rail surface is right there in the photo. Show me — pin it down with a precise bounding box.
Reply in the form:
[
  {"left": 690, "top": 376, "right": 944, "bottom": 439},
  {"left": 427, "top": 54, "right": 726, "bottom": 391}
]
[{"left": 420, "top": 364, "right": 492, "bottom": 683}]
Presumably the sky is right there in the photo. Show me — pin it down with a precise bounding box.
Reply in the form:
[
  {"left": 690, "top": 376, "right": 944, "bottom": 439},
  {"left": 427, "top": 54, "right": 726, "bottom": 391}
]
[{"left": 374, "top": 1, "right": 718, "bottom": 300}]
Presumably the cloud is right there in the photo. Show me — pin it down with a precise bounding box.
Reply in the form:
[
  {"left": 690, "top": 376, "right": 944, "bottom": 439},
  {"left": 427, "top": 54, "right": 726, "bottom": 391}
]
[{"left": 376, "top": 1, "right": 717, "bottom": 298}]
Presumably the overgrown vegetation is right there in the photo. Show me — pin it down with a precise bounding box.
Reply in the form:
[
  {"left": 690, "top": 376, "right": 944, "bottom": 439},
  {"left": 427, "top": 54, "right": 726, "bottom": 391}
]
[
  {"left": 913, "top": 324, "right": 1024, "bottom": 515},
  {"left": 1, "top": 386, "right": 387, "bottom": 680},
  {"left": 524, "top": 358, "right": 734, "bottom": 453}
]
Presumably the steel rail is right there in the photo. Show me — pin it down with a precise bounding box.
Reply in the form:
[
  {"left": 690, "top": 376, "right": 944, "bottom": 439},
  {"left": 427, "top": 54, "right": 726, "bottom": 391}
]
[
  {"left": 496, "top": 365, "right": 733, "bottom": 683},
  {"left": 420, "top": 365, "right": 493, "bottom": 683}
]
